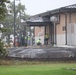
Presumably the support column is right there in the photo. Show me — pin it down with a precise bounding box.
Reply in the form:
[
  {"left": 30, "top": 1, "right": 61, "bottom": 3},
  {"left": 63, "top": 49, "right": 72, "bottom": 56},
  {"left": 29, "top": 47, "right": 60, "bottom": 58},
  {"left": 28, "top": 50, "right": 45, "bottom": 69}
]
[
  {"left": 44, "top": 26, "right": 46, "bottom": 45},
  {"left": 49, "top": 25, "right": 51, "bottom": 45},
  {"left": 29, "top": 26, "right": 32, "bottom": 46},
  {"left": 45, "top": 26, "right": 46, "bottom": 34},
  {"left": 33, "top": 26, "right": 35, "bottom": 45},
  {"left": 51, "top": 25, "right": 54, "bottom": 45},
  {"left": 54, "top": 23, "right": 56, "bottom": 46}
]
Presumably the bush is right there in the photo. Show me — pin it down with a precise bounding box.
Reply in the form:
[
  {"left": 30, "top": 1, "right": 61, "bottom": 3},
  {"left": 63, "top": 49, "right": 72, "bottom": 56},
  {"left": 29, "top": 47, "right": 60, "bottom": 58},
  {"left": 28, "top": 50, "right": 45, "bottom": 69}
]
[{"left": 0, "top": 39, "right": 8, "bottom": 57}]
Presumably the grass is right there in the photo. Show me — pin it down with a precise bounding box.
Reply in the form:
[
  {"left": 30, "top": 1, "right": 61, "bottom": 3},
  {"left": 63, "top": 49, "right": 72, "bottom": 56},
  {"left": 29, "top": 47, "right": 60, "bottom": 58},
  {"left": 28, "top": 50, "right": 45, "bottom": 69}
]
[{"left": 0, "top": 63, "right": 76, "bottom": 75}]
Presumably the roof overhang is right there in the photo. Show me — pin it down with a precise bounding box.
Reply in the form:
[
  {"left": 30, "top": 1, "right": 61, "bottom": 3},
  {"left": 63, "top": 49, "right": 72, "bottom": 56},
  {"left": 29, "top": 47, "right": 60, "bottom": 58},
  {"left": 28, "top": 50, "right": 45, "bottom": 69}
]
[
  {"left": 26, "top": 21, "right": 53, "bottom": 26},
  {"left": 22, "top": 4, "right": 76, "bottom": 27}
]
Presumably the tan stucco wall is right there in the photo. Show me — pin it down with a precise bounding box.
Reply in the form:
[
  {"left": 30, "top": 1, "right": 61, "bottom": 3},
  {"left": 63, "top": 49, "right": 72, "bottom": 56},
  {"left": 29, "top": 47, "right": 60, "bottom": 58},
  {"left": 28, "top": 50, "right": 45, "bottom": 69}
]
[
  {"left": 71, "top": 13, "right": 76, "bottom": 23},
  {"left": 56, "top": 14, "right": 65, "bottom": 35},
  {"left": 56, "top": 13, "right": 76, "bottom": 35},
  {"left": 56, "top": 13, "right": 76, "bottom": 45}
]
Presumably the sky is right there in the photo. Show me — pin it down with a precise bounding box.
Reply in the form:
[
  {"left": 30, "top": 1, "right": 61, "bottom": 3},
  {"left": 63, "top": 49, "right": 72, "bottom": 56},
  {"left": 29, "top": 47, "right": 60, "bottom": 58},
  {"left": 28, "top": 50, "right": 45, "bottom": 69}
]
[{"left": 11, "top": 0, "right": 76, "bottom": 16}]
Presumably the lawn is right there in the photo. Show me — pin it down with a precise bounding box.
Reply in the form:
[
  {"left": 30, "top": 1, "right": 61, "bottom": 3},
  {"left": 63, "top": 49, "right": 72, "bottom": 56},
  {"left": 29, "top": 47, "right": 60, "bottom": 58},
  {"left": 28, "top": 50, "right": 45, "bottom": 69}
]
[{"left": 0, "top": 63, "right": 76, "bottom": 75}]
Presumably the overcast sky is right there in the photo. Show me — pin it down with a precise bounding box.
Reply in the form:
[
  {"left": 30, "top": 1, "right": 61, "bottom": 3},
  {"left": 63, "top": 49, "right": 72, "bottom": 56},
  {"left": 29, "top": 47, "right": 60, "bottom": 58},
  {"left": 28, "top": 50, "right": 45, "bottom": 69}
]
[{"left": 11, "top": 0, "right": 76, "bottom": 16}]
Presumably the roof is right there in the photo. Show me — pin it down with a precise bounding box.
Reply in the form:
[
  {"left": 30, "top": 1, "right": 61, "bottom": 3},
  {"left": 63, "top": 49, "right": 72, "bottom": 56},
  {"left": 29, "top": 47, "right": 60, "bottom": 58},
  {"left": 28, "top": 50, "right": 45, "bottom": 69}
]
[
  {"left": 29, "top": 4, "right": 76, "bottom": 18},
  {"left": 25, "top": 4, "right": 76, "bottom": 26},
  {"left": 26, "top": 21, "right": 53, "bottom": 26}
]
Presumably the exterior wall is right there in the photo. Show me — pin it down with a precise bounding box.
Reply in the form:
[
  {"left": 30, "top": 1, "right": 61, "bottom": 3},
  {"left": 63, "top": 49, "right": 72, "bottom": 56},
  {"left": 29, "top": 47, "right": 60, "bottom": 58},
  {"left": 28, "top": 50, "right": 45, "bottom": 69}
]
[
  {"left": 57, "top": 34, "right": 65, "bottom": 45},
  {"left": 34, "top": 26, "right": 45, "bottom": 44},
  {"left": 67, "top": 23, "right": 76, "bottom": 46},
  {"left": 56, "top": 13, "right": 76, "bottom": 46},
  {"left": 74, "top": 25, "right": 76, "bottom": 45},
  {"left": 35, "top": 27, "right": 41, "bottom": 37},
  {"left": 34, "top": 13, "right": 76, "bottom": 46},
  {"left": 57, "top": 14, "right": 65, "bottom": 35},
  {"left": 67, "top": 13, "right": 76, "bottom": 46},
  {"left": 56, "top": 14, "right": 66, "bottom": 45},
  {"left": 71, "top": 13, "right": 76, "bottom": 23},
  {"left": 46, "top": 25, "right": 51, "bottom": 44},
  {"left": 46, "top": 25, "right": 50, "bottom": 33}
]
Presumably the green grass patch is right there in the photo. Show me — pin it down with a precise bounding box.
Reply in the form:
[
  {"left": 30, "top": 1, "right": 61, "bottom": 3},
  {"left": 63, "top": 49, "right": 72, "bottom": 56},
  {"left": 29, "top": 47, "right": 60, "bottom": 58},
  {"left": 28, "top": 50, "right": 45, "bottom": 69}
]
[{"left": 0, "top": 63, "right": 76, "bottom": 75}]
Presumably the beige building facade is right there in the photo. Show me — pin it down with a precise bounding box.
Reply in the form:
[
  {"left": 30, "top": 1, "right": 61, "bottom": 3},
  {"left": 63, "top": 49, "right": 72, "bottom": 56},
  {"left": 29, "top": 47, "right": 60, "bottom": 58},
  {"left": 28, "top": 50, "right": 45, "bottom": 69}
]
[{"left": 26, "top": 4, "right": 76, "bottom": 46}]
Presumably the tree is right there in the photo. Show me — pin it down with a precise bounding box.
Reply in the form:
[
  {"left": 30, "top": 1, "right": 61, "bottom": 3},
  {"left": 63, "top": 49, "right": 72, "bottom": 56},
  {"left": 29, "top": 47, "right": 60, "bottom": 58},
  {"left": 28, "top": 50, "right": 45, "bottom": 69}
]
[
  {"left": 0, "top": 0, "right": 10, "bottom": 20},
  {"left": 0, "top": 39, "right": 8, "bottom": 57},
  {"left": 0, "top": 0, "right": 10, "bottom": 57},
  {"left": 1, "top": 1, "right": 30, "bottom": 45},
  {"left": 0, "top": 0, "right": 10, "bottom": 34}
]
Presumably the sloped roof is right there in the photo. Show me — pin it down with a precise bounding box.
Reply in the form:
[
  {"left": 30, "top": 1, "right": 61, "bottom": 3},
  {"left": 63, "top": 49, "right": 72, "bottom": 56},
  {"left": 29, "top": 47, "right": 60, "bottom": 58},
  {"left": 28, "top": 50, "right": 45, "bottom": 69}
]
[
  {"left": 64, "top": 4, "right": 76, "bottom": 8},
  {"left": 26, "top": 21, "right": 52, "bottom": 26},
  {"left": 25, "top": 4, "right": 76, "bottom": 26},
  {"left": 30, "top": 4, "right": 76, "bottom": 18}
]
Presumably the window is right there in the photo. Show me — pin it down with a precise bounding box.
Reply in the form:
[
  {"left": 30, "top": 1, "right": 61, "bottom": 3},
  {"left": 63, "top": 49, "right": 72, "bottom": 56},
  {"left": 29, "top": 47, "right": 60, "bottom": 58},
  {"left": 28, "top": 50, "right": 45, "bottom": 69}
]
[
  {"left": 62, "top": 26, "right": 66, "bottom": 31},
  {"left": 55, "top": 15, "right": 60, "bottom": 24}
]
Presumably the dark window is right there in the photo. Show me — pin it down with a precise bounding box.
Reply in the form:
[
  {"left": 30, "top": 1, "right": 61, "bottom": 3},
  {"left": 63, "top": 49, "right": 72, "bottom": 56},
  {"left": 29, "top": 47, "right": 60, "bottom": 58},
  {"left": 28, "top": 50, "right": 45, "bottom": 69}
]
[
  {"left": 62, "top": 26, "right": 66, "bottom": 31},
  {"left": 55, "top": 15, "right": 60, "bottom": 24}
]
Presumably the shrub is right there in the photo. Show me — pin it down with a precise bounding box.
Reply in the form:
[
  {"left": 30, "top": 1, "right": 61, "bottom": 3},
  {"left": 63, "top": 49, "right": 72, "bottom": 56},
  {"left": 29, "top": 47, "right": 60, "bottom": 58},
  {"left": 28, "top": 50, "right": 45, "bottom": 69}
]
[{"left": 0, "top": 39, "right": 8, "bottom": 57}]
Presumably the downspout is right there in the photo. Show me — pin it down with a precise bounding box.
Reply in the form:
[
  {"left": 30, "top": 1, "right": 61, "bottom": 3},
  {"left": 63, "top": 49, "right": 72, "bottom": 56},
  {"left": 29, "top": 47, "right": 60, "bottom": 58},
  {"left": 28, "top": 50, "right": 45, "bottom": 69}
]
[
  {"left": 65, "top": 14, "right": 67, "bottom": 45},
  {"left": 54, "top": 22, "right": 56, "bottom": 45},
  {"left": 69, "top": 13, "right": 72, "bottom": 46},
  {"left": 55, "top": 23, "right": 57, "bottom": 45}
]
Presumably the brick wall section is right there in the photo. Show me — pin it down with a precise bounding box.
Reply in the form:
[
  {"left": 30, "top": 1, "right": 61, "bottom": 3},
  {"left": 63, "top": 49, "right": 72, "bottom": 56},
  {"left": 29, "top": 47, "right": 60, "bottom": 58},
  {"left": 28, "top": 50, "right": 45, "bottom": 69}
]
[
  {"left": 57, "top": 14, "right": 65, "bottom": 35},
  {"left": 56, "top": 13, "right": 76, "bottom": 35},
  {"left": 35, "top": 26, "right": 45, "bottom": 37},
  {"left": 35, "top": 27, "right": 41, "bottom": 37},
  {"left": 71, "top": 13, "right": 76, "bottom": 23}
]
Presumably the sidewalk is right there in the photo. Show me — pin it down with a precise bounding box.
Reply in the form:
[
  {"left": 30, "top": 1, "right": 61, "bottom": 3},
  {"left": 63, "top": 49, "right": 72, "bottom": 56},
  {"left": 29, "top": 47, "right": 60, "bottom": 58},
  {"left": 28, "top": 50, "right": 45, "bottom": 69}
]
[
  {"left": 56, "top": 45, "right": 75, "bottom": 48},
  {"left": 25, "top": 45, "right": 52, "bottom": 49},
  {"left": 26, "top": 44, "right": 76, "bottom": 49}
]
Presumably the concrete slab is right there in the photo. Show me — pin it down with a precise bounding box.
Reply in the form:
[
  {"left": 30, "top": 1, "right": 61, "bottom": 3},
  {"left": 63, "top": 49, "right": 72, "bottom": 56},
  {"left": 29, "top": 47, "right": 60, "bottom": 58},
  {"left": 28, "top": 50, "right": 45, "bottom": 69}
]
[{"left": 7, "top": 46, "right": 76, "bottom": 59}]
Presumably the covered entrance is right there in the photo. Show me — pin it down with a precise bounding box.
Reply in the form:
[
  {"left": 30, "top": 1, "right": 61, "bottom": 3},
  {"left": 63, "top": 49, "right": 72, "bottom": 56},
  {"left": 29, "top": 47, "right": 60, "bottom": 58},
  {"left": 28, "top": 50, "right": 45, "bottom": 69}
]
[{"left": 26, "top": 20, "right": 55, "bottom": 45}]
